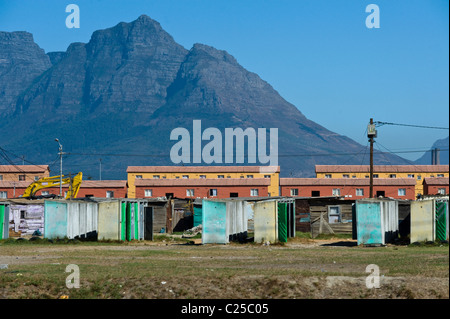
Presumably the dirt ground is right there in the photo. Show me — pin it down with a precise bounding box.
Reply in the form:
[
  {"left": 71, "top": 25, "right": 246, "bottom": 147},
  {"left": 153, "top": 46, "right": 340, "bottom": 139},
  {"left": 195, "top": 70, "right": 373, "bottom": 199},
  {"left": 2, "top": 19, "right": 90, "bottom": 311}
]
[{"left": 0, "top": 237, "right": 448, "bottom": 299}]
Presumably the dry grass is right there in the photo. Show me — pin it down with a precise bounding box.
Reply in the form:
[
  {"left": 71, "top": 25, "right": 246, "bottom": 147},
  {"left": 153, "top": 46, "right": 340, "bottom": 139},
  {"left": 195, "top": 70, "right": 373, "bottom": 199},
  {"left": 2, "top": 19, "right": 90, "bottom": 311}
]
[{"left": 0, "top": 236, "right": 448, "bottom": 299}]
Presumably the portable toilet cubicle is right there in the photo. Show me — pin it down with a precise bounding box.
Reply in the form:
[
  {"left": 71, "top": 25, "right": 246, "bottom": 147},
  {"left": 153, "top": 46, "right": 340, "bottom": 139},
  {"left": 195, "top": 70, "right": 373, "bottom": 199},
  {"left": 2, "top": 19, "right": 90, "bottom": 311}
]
[
  {"left": 411, "top": 198, "right": 449, "bottom": 243},
  {"left": 44, "top": 200, "right": 98, "bottom": 240},
  {"left": 97, "top": 199, "right": 155, "bottom": 241},
  {"left": 0, "top": 202, "right": 10, "bottom": 240},
  {"left": 355, "top": 199, "right": 399, "bottom": 245},
  {"left": 202, "top": 199, "right": 248, "bottom": 244}
]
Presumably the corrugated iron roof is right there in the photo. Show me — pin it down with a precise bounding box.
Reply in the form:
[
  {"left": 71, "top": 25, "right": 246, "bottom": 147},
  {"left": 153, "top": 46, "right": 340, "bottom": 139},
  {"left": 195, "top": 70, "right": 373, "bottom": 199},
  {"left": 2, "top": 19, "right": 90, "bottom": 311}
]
[
  {"left": 135, "top": 178, "right": 271, "bottom": 187},
  {"left": 0, "top": 165, "right": 49, "bottom": 173},
  {"left": 0, "top": 181, "right": 30, "bottom": 188},
  {"left": 127, "top": 166, "right": 280, "bottom": 173},
  {"left": 280, "top": 178, "right": 417, "bottom": 186},
  {"left": 315, "top": 165, "right": 449, "bottom": 173},
  {"left": 423, "top": 177, "right": 450, "bottom": 185}
]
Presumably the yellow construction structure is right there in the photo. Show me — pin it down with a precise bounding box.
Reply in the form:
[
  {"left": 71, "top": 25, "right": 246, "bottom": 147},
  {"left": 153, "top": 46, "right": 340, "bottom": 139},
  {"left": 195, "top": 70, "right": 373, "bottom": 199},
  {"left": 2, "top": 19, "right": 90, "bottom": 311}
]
[{"left": 22, "top": 172, "right": 83, "bottom": 199}]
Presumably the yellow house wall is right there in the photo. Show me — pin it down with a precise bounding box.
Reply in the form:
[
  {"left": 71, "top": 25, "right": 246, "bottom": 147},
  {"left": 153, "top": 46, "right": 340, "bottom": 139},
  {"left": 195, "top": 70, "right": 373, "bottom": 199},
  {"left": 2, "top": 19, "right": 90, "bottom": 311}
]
[
  {"left": 127, "top": 171, "right": 279, "bottom": 198},
  {"left": 316, "top": 171, "right": 449, "bottom": 197}
]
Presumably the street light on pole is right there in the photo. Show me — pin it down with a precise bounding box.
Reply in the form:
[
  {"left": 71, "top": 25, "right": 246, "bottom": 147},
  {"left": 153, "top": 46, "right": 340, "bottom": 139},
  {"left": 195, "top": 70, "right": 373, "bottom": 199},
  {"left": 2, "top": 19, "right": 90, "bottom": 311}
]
[{"left": 55, "top": 138, "right": 63, "bottom": 197}]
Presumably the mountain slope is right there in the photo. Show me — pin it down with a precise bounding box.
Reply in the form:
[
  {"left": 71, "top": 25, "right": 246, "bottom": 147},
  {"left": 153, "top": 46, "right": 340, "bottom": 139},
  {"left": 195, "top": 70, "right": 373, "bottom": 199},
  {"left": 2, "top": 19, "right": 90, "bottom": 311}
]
[
  {"left": 415, "top": 136, "right": 449, "bottom": 165},
  {"left": 0, "top": 15, "right": 411, "bottom": 179}
]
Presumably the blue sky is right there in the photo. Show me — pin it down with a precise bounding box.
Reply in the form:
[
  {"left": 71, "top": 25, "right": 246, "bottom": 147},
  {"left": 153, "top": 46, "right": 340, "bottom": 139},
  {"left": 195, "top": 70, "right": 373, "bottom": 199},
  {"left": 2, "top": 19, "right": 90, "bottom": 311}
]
[{"left": 0, "top": 0, "right": 448, "bottom": 161}]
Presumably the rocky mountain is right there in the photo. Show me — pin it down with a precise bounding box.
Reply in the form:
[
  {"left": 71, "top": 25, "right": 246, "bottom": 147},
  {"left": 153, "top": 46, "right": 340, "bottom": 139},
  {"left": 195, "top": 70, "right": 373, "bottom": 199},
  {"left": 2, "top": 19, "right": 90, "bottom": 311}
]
[
  {"left": 414, "top": 136, "right": 449, "bottom": 165},
  {"left": 0, "top": 31, "right": 51, "bottom": 116},
  {"left": 0, "top": 15, "right": 411, "bottom": 179}
]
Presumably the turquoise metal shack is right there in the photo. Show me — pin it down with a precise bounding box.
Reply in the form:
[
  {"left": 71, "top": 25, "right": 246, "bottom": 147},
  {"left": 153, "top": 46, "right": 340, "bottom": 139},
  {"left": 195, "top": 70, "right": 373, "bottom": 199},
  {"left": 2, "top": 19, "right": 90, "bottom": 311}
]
[{"left": 354, "top": 199, "right": 399, "bottom": 245}]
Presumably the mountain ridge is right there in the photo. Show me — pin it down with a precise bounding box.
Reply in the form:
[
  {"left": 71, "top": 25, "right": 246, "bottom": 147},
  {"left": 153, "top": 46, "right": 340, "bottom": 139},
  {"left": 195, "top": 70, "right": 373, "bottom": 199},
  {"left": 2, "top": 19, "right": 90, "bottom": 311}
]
[{"left": 0, "top": 15, "right": 411, "bottom": 179}]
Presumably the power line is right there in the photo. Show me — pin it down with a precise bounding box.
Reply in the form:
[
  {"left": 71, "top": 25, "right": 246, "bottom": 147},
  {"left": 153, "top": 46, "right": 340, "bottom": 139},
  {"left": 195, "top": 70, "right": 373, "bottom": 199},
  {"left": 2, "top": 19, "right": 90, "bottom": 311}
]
[{"left": 374, "top": 121, "right": 449, "bottom": 130}]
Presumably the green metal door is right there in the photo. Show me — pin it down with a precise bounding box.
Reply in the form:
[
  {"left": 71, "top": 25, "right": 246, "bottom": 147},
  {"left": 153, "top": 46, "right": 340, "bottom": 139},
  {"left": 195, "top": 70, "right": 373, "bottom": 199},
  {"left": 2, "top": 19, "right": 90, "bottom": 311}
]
[
  {"left": 0, "top": 205, "right": 5, "bottom": 240},
  {"left": 278, "top": 202, "right": 287, "bottom": 243},
  {"left": 134, "top": 202, "right": 139, "bottom": 239},
  {"left": 121, "top": 202, "right": 127, "bottom": 241},
  {"left": 436, "top": 201, "right": 448, "bottom": 241}
]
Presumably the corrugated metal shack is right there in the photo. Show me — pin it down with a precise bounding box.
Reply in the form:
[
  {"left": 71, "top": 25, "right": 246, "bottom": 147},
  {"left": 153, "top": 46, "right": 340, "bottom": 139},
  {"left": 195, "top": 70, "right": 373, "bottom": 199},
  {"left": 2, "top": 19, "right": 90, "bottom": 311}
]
[
  {"left": 293, "top": 197, "right": 355, "bottom": 238},
  {"left": 6, "top": 199, "right": 45, "bottom": 238},
  {"left": 354, "top": 199, "right": 399, "bottom": 246},
  {"left": 201, "top": 197, "right": 295, "bottom": 244},
  {"left": 202, "top": 199, "right": 248, "bottom": 244},
  {"left": 44, "top": 199, "right": 98, "bottom": 240},
  {"left": 410, "top": 196, "right": 449, "bottom": 242}
]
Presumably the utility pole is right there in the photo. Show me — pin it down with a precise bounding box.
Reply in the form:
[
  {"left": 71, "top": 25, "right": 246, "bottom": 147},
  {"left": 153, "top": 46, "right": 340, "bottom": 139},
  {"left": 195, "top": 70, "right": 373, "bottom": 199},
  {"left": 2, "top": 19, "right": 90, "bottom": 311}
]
[
  {"left": 367, "top": 119, "right": 377, "bottom": 198},
  {"left": 55, "top": 139, "right": 63, "bottom": 197},
  {"left": 99, "top": 158, "right": 102, "bottom": 181}
]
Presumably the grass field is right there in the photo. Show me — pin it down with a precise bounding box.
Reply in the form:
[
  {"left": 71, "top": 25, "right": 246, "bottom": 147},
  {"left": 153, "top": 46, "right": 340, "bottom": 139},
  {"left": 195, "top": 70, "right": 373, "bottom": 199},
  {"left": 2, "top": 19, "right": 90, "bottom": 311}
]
[{"left": 0, "top": 233, "right": 448, "bottom": 299}]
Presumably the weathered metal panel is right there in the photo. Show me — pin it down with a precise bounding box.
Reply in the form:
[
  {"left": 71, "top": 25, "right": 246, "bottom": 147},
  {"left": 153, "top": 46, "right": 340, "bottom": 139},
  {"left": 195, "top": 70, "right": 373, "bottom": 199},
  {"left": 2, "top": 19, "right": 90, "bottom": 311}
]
[
  {"left": 254, "top": 200, "right": 278, "bottom": 243},
  {"left": 435, "top": 200, "right": 448, "bottom": 241},
  {"left": 381, "top": 200, "right": 399, "bottom": 243},
  {"left": 202, "top": 200, "right": 228, "bottom": 244},
  {"left": 410, "top": 200, "right": 435, "bottom": 242},
  {"left": 226, "top": 200, "right": 247, "bottom": 242},
  {"left": 98, "top": 201, "right": 120, "bottom": 240},
  {"left": 44, "top": 201, "right": 68, "bottom": 239},
  {"left": 193, "top": 205, "right": 202, "bottom": 227},
  {"left": 356, "top": 201, "right": 383, "bottom": 245}
]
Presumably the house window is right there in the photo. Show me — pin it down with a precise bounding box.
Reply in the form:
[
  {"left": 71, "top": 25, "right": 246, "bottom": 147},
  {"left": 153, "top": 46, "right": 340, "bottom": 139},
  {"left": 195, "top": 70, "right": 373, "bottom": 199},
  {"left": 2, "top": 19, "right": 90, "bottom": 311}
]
[
  {"left": 438, "top": 188, "right": 446, "bottom": 195},
  {"left": 34, "top": 176, "right": 40, "bottom": 181},
  {"left": 0, "top": 191, "right": 7, "bottom": 199},
  {"left": 332, "top": 188, "right": 341, "bottom": 196},
  {"left": 373, "top": 174, "right": 379, "bottom": 178},
  {"left": 144, "top": 189, "right": 152, "bottom": 197},
  {"left": 325, "top": 174, "right": 332, "bottom": 179},
  {"left": 417, "top": 175, "right": 422, "bottom": 180},
  {"left": 250, "top": 189, "right": 259, "bottom": 197},
  {"left": 199, "top": 175, "right": 206, "bottom": 179},
  {"left": 42, "top": 191, "right": 50, "bottom": 196},
  {"left": 209, "top": 189, "right": 217, "bottom": 196},
  {"left": 342, "top": 174, "right": 349, "bottom": 178},
  {"left": 290, "top": 188, "right": 299, "bottom": 196},
  {"left": 106, "top": 191, "right": 114, "bottom": 198},
  {"left": 311, "top": 191, "right": 320, "bottom": 197},
  {"left": 182, "top": 175, "right": 189, "bottom": 179},
  {"left": 328, "top": 206, "right": 341, "bottom": 224},
  {"left": 398, "top": 188, "right": 406, "bottom": 196},
  {"left": 19, "top": 175, "right": 26, "bottom": 181},
  {"left": 389, "top": 174, "right": 396, "bottom": 178},
  {"left": 408, "top": 174, "right": 414, "bottom": 178},
  {"left": 153, "top": 175, "right": 160, "bottom": 179},
  {"left": 217, "top": 175, "right": 224, "bottom": 179},
  {"left": 356, "top": 188, "right": 364, "bottom": 196},
  {"left": 437, "top": 174, "right": 444, "bottom": 177},
  {"left": 352, "top": 175, "right": 357, "bottom": 178},
  {"left": 186, "top": 189, "right": 194, "bottom": 197},
  {"left": 264, "top": 175, "right": 271, "bottom": 179},
  {"left": 0, "top": 175, "right": 3, "bottom": 180},
  {"left": 247, "top": 175, "right": 254, "bottom": 179},
  {"left": 136, "top": 175, "right": 143, "bottom": 179}
]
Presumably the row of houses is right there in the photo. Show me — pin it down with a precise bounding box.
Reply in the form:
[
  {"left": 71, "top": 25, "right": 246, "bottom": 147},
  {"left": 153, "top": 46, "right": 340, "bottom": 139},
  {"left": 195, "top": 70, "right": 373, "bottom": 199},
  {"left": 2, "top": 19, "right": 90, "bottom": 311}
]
[{"left": 1, "top": 164, "right": 448, "bottom": 201}]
